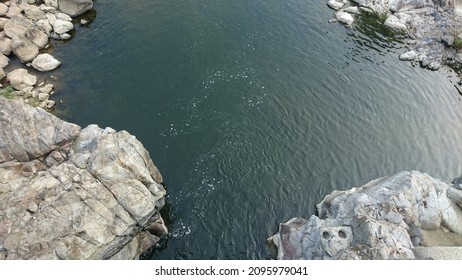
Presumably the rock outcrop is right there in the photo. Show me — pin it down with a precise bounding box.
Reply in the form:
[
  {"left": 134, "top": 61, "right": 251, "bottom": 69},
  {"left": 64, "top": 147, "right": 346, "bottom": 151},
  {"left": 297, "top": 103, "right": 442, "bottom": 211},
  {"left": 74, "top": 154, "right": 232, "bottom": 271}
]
[
  {"left": 326, "top": 0, "right": 462, "bottom": 72},
  {"left": 268, "top": 171, "right": 462, "bottom": 260},
  {"left": 0, "top": 97, "right": 167, "bottom": 259}
]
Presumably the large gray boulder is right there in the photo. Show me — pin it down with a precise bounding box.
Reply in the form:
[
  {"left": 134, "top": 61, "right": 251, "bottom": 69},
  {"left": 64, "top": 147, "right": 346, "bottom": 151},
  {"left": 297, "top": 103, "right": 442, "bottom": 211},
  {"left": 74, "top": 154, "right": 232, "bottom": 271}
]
[
  {"left": 58, "top": 0, "right": 93, "bottom": 17},
  {"left": 0, "top": 98, "right": 167, "bottom": 259},
  {"left": 269, "top": 171, "right": 462, "bottom": 259}
]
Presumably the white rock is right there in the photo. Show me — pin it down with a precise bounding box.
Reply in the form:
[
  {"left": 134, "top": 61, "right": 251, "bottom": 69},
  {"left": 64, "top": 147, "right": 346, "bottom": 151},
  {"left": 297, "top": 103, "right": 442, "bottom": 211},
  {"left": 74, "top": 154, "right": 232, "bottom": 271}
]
[
  {"left": 0, "top": 3, "right": 8, "bottom": 16},
  {"left": 40, "top": 4, "right": 58, "bottom": 13},
  {"left": 269, "top": 171, "right": 462, "bottom": 260},
  {"left": 342, "top": 6, "right": 359, "bottom": 14},
  {"left": 36, "top": 84, "right": 54, "bottom": 95},
  {"left": 31, "top": 53, "right": 61, "bottom": 72},
  {"left": 23, "top": 4, "right": 46, "bottom": 21},
  {"left": 56, "top": 12, "right": 72, "bottom": 22},
  {"left": 327, "top": 0, "right": 345, "bottom": 10},
  {"left": 399, "top": 50, "right": 418, "bottom": 61},
  {"left": 6, "top": 5, "right": 22, "bottom": 18},
  {"left": 44, "top": 0, "right": 59, "bottom": 9},
  {"left": 46, "top": 13, "right": 56, "bottom": 25},
  {"left": 7, "top": 68, "right": 37, "bottom": 90},
  {"left": 38, "top": 92, "right": 50, "bottom": 101},
  {"left": 53, "top": 19, "right": 74, "bottom": 34},
  {"left": 335, "top": 11, "right": 354, "bottom": 25},
  {"left": 36, "top": 19, "right": 53, "bottom": 36},
  {"left": 384, "top": 15, "right": 407, "bottom": 31},
  {"left": 0, "top": 36, "right": 11, "bottom": 55},
  {"left": 60, "top": 33, "right": 71, "bottom": 40},
  {"left": 45, "top": 99, "right": 56, "bottom": 109},
  {"left": 0, "top": 53, "right": 9, "bottom": 68},
  {"left": 0, "top": 18, "right": 8, "bottom": 30}
]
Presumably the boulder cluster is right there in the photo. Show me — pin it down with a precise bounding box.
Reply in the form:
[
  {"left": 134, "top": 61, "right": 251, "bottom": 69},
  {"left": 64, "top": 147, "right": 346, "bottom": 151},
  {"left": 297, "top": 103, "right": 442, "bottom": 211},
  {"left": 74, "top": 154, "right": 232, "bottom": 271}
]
[
  {"left": 0, "top": 0, "right": 93, "bottom": 109},
  {"left": 327, "top": 0, "right": 462, "bottom": 72}
]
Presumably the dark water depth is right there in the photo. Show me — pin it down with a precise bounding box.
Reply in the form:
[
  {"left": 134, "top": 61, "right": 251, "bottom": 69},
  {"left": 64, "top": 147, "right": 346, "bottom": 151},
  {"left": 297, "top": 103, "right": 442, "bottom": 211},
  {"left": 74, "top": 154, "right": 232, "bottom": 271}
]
[{"left": 50, "top": 0, "right": 462, "bottom": 259}]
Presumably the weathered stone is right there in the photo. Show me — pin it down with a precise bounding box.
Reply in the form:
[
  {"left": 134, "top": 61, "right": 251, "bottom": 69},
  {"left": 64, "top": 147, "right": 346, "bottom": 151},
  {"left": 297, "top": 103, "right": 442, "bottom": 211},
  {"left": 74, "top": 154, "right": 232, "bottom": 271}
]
[
  {"left": 23, "top": 4, "right": 46, "bottom": 21},
  {"left": 269, "top": 171, "right": 462, "bottom": 260},
  {"left": 35, "top": 19, "right": 53, "bottom": 36},
  {"left": 442, "top": 35, "right": 454, "bottom": 46},
  {"left": 0, "top": 36, "right": 11, "bottom": 55},
  {"left": 6, "top": 68, "right": 37, "bottom": 90},
  {"left": 0, "top": 3, "right": 8, "bottom": 16},
  {"left": 44, "top": 0, "right": 59, "bottom": 9},
  {"left": 0, "top": 68, "right": 5, "bottom": 80},
  {"left": 58, "top": 0, "right": 93, "bottom": 17},
  {"left": 59, "top": 33, "right": 71, "bottom": 40},
  {"left": 52, "top": 19, "right": 73, "bottom": 34},
  {"left": 399, "top": 50, "right": 418, "bottom": 61},
  {"left": 25, "top": 27, "right": 48, "bottom": 49},
  {"left": 0, "top": 54, "right": 10, "bottom": 68},
  {"left": 336, "top": 11, "right": 354, "bottom": 25},
  {"left": 40, "top": 4, "right": 58, "bottom": 13},
  {"left": 384, "top": 15, "right": 407, "bottom": 31},
  {"left": 45, "top": 99, "right": 56, "bottom": 109},
  {"left": 31, "top": 53, "right": 61, "bottom": 71},
  {"left": 37, "top": 92, "right": 49, "bottom": 101},
  {"left": 4, "top": 15, "right": 35, "bottom": 39},
  {"left": 46, "top": 12, "right": 56, "bottom": 25},
  {"left": 10, "top": 35, "right": 39, "bottom": 63},
  {"left": 56, "top": 12, "right": 72, "bottom": 22},
  {"left": 0, "top": 97, "right": 167, "bottom": 259},
  {"left": 342, "top": 6, "right": 359, "bottom": 14},
  {"left": 6, "top": 5, "right": 22, "bottom": 18},
  {"left": 0, "top": 18, "right": 9, "bottom": 30},
  {"left": 327, "top": 0, "right": 345, "bottom": 10},
  {"left": 36, "top": 83, "right": 54, "bottom": 95}
]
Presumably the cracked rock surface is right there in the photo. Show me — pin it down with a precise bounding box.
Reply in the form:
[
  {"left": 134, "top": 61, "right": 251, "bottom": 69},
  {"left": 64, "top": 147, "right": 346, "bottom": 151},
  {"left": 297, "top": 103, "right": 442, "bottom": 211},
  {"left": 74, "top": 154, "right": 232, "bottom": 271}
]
[
  {"left": 0, "top": 97, "right": 167, "bottom": 259},
  {"left": 268, "top": 171, "right": 462, "bottom": 259}
]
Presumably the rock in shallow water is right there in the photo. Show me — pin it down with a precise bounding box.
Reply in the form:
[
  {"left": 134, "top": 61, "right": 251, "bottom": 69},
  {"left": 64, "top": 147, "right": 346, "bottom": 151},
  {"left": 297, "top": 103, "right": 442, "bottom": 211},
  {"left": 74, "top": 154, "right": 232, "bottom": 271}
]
[
  {"left": 0, "top": 97, "right": 167, "bottom": 259},
  {"left": 384, "top": 15, "right": 407, "bottom": 31},
  {"left": 335, "top": 11, "right": 354, "bottom": 25},
  {"left": 327, "top": 0, "right": 345, "bottom": 10},
  {"left": 269, "top": 171, "right": 462, "bottom": 260},
  {"left": 31, "top": 53, "right": 61, "bottom": 71}
]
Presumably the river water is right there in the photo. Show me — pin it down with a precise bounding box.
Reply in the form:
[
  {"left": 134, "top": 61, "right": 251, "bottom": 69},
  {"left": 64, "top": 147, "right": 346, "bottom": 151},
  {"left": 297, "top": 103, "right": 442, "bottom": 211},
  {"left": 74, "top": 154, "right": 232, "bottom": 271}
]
[{"left": 50, "top": 0, "right": 462, "bottom": 259}]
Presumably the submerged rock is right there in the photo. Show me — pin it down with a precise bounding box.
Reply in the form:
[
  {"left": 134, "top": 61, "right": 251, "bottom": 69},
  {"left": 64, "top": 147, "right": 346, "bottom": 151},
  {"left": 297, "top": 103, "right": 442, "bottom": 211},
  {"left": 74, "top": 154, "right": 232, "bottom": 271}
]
[
  {"left": 0, "top": 97, "right": 167, "bottom": 259},
  {"left": 269, "top": 171, "right": 462, "bottom": 260}
]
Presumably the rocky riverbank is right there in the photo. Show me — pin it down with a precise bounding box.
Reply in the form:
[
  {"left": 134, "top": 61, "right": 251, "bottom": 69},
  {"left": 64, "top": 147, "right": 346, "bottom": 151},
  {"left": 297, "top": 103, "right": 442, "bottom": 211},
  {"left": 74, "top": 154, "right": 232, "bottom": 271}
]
[
  {"left": 0, "top": 96, "right": 168, "bottom": 259},
  {"left": 327, "top": 0, "right": 462, "bottom": 72},
  {"left": 268, "top": 171, "right": 462, "bottom": 260},
  {"left": 0, "top": 0, "right": 94, "bottom": 110}
]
